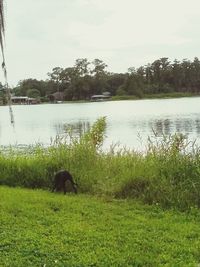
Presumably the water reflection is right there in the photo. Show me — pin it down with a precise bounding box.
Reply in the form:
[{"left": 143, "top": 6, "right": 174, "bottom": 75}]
[
  {"left": 195, "top": 119, "right": 200, "bottom": 134},
  {"left": 1, "top": 97, "right": 200, "bottom": 150},
  {"left": 147, "top": 117, "right": 200, "bottom": 137},
  {"left": 54, "top": 121, "right": 91, "bottom": 138},
  {"left": 53, "top": 116, "right": 200, "bottom": 150}
]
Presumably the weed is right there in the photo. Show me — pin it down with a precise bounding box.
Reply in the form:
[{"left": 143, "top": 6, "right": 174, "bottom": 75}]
[{"left": 1, "top": 117, "right": 200, "bottom": 210}]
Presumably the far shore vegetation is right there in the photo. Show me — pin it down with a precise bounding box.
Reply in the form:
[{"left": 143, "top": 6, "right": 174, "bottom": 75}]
[{"left": 1, "top": 57, "right": 200, "bottom": 104}]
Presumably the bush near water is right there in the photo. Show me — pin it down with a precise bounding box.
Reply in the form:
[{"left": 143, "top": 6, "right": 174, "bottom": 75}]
[{"left": 1, "top": 117, "right": 200, "bottom": 210}]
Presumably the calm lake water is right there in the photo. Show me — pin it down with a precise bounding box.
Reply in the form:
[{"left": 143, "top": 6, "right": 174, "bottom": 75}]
[{"left": 1, "top": 97, "right": 200, "bottom": 151}]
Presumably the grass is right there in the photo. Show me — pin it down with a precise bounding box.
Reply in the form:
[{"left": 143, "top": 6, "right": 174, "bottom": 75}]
[
  {"left": 1, "top": 186, "right": 200, "bottom": 266},
  {"left": 111, "top": 92, "right": 198, "bottom": 101},
  {"left": 1, "top": 118, "right": 200, "bottom": 211}
]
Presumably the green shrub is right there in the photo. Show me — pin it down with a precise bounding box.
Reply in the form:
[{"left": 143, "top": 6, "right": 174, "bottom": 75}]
[{"left": 1, "top": 118, "right": 200, "bottom": 210}]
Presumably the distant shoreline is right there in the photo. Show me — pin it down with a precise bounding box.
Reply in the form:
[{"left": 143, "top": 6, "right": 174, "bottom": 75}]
[
  {"left": 111, "top": 92, "right": 200, "bottom": 101},
  {"left": 0, "top": 92, "right": 199, "bottom": 106}
]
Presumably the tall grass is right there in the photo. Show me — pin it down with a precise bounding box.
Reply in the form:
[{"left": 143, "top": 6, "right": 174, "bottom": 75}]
[{"left": 1, "top": 117, "right": 200, "bottom": 210}]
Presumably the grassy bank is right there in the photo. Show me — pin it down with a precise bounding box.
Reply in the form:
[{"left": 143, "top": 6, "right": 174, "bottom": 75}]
[
  {"left": 0, "top": 92, "right": 199, "bottom": 107},
  {"left": 111, "top": 92, "right": 198, "bottom": 101},
  {"left": 1, "top": 118, "right": 200, "bottom": 211},
  {"left": 1, "top": 186, "right": 200, "bottom": 266}
]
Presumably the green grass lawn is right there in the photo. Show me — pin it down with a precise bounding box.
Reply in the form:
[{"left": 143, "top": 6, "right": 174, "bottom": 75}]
[
  {"left": 111, "top": 92, "right": 198, "bottom": 101},
  {"left": 1, "top": 187, "right": 200, "bottom": 266}
]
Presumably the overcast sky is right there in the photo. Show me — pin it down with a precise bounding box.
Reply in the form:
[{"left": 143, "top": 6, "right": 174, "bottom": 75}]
[{"left": 2, "top": 0, "right": 200, "bottom": 86}]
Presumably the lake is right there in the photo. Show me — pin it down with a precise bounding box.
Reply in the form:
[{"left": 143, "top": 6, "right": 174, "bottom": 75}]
[{"left": 0, "top": 97, "right": 200, "bottom": 151}]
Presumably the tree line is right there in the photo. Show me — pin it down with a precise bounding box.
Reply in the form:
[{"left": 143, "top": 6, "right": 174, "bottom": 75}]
[{"left": 1, "top": 57, "right": 200, "bottom": 102}]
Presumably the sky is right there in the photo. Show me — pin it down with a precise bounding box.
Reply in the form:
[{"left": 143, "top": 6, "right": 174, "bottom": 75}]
[{"left": 2, "top": 0, "right": 200, "bottom": 86}]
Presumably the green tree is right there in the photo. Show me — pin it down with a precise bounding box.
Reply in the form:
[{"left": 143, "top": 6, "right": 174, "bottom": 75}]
[
  {"left": 91, "top": 59, "right": 107, "bottom": 77},
  {"left": 27, "top": 89, "right": 41, "bottom": 98},
  {"left": 0, "top": 82, "right": 6, "bottom": 104},
  {"left": 71, "top": 59, "right": 91, "bottom": 100},
  {"left": 172, "top": 59, "right": 184, "bottom": 91},
  {"left": 91, "top": 59, "right": 108, "bottom": 95},
  {"left": 106, "top": 73, "right": 126, "bottom": 96},
  {"left": 191, "top": 57, "right": 200, "bottom": 92},
  {"left": 47, "top": 67, "right": 64, "bottom": 93},
  {"left": 116, "top": 86, "right": 127, "bottom": 96},
  {"left": 74, "top": 58, "right": 90, "bottom": 77},
  {"left": 13, "top": 79, "right": 47, "bottom": 97},
  {"left": 122, "top": 67, "right": 144, "bottom": 97}
]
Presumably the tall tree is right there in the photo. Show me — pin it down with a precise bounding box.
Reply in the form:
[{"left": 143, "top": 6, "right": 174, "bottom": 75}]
[
  {"left": 13, "top": 79, "right": 47, "bottom": 97},
  {"left": 91, "top": 59, "right": 108, "bottom": 95},
  {"left": 191, "top": 57, "right": 200, "bottom": 92},
  {"left": 47, "top": 67, "right": 64, "bottom": 92},
  {"left": 74, "top": 58, "right": 90, "bottom": 77},
  {"left": 72, "top": 59, "right": 91, "bottom": 99}
]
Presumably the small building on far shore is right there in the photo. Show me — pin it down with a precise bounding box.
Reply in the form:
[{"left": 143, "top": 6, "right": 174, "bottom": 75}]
[
  {"left": 48, "top": 92, "right": 65, "bottom": 103},
  {"left": 91, "top": 92, "right": 111, "bottom": 102},
  {"left": 11, "top": 96, "right": 40, "bottom": 105}
]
